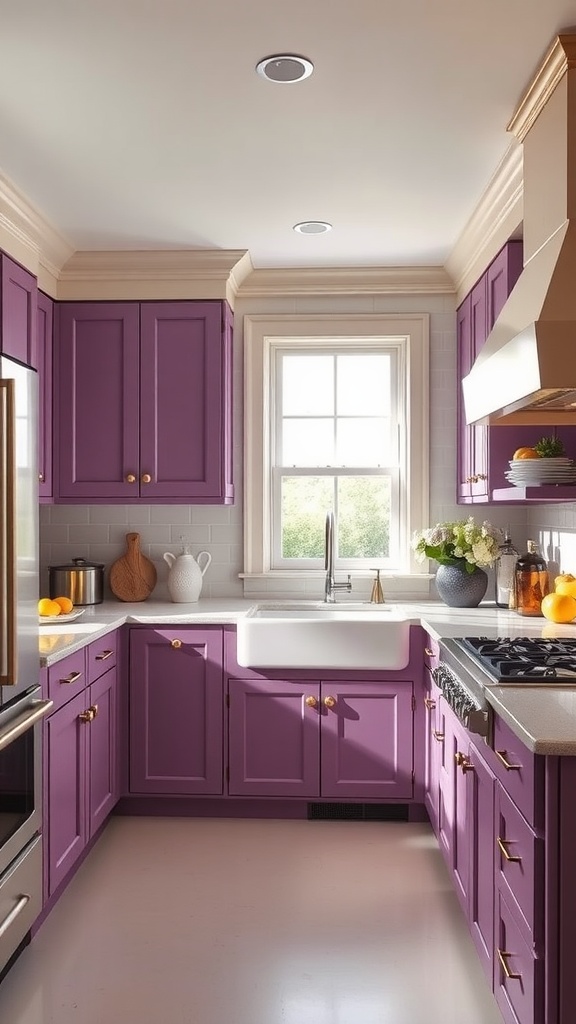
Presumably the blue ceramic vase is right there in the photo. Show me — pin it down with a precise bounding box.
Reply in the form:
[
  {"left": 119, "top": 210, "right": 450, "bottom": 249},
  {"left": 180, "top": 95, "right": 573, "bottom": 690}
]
[{"left": 434, "top": 563, "right": 488, "bottom": 608}]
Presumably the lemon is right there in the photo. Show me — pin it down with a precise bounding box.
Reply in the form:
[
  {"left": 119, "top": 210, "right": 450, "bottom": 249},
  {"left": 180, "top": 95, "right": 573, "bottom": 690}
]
[
  {"left": 38, "top": 597, "right": 62, "bottom": 617},
  {"left": 541, "top": 592, "right": 576, "bottom": 623}
]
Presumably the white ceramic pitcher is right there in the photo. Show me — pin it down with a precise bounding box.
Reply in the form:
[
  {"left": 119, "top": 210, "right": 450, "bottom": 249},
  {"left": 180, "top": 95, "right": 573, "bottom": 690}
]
[{"left": 163, "top": 541, "right": 212, "bottom": 603}]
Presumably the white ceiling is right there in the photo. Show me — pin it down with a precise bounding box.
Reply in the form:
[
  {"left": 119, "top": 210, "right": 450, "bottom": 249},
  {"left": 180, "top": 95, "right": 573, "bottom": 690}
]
[{"left": 0, "top": 1, "right": 575, "bottom": 270}]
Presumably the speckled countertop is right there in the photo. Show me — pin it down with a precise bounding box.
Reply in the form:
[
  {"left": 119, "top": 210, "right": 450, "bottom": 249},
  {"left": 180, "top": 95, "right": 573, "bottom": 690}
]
[{"left": 39, "top": 598, "right": 576, "bottom": 756}]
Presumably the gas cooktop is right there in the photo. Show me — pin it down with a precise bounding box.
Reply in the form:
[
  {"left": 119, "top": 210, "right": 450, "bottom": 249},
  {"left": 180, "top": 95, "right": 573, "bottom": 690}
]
[{"left": 454, "top": 636, "right": 576, "bottom": 684}]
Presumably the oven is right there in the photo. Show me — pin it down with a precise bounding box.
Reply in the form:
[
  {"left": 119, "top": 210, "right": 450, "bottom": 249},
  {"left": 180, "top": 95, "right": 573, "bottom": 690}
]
[
  {"left": 0, "top": 684, "right": 52, "bottom": 978},
  {"left": 434, "top": 635, "right": 576, "bottom": 740}
]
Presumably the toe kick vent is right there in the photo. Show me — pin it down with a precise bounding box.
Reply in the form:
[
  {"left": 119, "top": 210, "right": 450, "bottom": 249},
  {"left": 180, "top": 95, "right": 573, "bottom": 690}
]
[{"left": 307, "top": 803, "right": 408, "bottom": 821}]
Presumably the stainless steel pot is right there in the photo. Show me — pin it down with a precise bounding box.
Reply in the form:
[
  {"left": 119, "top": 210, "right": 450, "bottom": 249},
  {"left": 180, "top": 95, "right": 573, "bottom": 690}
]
[{"left": 49, "top": 558, "right": 105, "bottom": 606}]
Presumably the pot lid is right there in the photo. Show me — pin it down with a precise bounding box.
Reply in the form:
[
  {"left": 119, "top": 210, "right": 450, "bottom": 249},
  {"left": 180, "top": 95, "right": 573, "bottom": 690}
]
[{"left": 49, "top": 558, "right": 105, "bottom": 570}]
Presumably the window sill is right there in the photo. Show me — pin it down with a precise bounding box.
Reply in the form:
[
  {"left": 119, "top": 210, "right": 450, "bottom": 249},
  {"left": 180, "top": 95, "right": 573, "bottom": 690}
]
[{"left": 240, "top": 571, "right": 434, "bottom": 601}]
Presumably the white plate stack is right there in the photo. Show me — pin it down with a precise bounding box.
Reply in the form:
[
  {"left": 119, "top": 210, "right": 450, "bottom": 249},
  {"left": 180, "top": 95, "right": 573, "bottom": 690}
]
[{"left": 505, "top": 457, "right": 576, "bottom": 486}]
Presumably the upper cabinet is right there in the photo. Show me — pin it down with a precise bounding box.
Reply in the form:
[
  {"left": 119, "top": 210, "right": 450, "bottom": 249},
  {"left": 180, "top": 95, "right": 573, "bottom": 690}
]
[
  {"left": 54, "top": 300, "right": 234, "bottom": 504},
  {"left": 1, "top": 254, "right": 38, "bottom": 368},
  {"left": 456, "top": 242, "right": 576, "bottom": 504},
  {"left": 37, "top": 291, "right": 54, "bottom": 501}
]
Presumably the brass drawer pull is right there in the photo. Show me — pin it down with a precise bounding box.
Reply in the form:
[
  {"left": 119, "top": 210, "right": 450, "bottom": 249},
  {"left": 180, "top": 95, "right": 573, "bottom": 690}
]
[
  {"left": 497, "top": 837, "right": 522, "bottom": 863},
  {"left": 455, "top": 751, "right": 474, "bottom": 773},
  {"left": 495, "top": 749, "right": 522, "bottom": 771},
  {"left": 433, "top": 730, "right": 444, "bottom": 743},
  {"left": 170, "top": 639, "right": 183, "bottom": 649},
  {"left": 60, "top": 671, "right": 82, "bottom": 685},
  {"left": 89, "top": 703, "right": 99, "bottom": 718},
  {"left": 424, "top": 697, "right": 436, "bottom": 710},
  {"left": 497, "top": 949, "right": 521, "bottom": 981},
  {"left": 79, "top": 708, "right": 95, "bottom": 723},
  {"left": 424, "top": 648, "right": 435, "bottom": 657},
  {"left": 95, "top": 649, "right": 114, "bottom": 661}
]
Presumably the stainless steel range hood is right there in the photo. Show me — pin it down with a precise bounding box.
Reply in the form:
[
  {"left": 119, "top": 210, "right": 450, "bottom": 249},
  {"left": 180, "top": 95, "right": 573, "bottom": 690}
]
[{"left": 463, "top": 33, "right": 576, "bottom": 426}]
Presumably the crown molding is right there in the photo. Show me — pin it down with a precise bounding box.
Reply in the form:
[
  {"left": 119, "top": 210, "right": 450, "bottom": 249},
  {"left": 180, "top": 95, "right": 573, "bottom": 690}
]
[
  {"left": 0, "top": 170, "right": 74, "bottom": 294},
  {"left": 237, "top": 264, "right": 454, "bottom": 297},
  {"left": 57, "top": 248, "right": 252, "bottom": 306},
  {"left": 507, "top": 32, "right": 576, "bottom": 142},
  {"left": 445, "top": 142, "right": 524, "bottom": 303}
]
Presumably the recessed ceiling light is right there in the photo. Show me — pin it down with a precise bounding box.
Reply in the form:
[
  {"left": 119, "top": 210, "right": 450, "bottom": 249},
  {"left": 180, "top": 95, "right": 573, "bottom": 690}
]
[
  {"left": 256, "top": 54, "right": 314, "bottom": 84},
  {"left": 293, "top": 221, "right": 332, "bottom": 234}
]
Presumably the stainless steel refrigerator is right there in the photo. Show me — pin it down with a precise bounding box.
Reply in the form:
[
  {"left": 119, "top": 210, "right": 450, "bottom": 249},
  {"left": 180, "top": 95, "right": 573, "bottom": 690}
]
[{"left": 0, "top": 355, "right": 52, "bottom": 978}]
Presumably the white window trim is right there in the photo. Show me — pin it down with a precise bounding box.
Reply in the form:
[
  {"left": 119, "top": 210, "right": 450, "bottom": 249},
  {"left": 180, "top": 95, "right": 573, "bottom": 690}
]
[{"left": 243, "top": 313, "right": 430, "bottom": 582}]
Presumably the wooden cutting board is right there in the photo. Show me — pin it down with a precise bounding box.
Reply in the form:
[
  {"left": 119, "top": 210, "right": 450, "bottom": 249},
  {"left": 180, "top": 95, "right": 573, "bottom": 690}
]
[{"left": 109, "top": 532, "right": 157, "bottom": 602}]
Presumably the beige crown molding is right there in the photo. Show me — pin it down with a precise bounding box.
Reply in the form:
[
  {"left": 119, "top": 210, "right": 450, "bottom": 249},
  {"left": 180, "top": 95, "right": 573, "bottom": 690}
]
[
  {"left": 58, "top": 249, "right": 252, "bottom": 306},
  {"left": 507, "top": 32, "right": 576, "bottom": 142},
  {"left": 0, "top": 170, "right": 74, "bottom": 294},
  {"left": 237, "top": 264, "right": 454, "bottom": 297},
  {"left": 445, "top": 141, "right": 524, "bottom": 304}
]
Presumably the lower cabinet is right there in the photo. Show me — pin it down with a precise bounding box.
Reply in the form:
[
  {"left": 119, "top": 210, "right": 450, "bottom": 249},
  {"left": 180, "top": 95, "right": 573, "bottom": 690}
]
[
  {"left": 44, "top": 634, "right": 118, "bottom": 898},
  {"left": 129, "top": 627, "right": 224, "bottom": 795},
  {"left": 429, "top": 690, "right": 544, "bottom": 1024},
  {"left": 227, "top": 677, "right": 414, "bottom": 800}
]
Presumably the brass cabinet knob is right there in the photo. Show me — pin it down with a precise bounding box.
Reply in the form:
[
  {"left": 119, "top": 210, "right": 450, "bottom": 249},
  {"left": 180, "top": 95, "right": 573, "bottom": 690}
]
[
  {"left": 305, "top": 695, "right": 318, "bottom": 708},
  {"left": 38, "top": 473, "right": 44, "bottom": 482},
  {"left": 126, "top": 473, "right": 136, "bottom": 483},
  {"left": 141, "top": 473, "right": 152, "bottom": 484},
  {"left": 424, "top": 647, "right": 435, "bottom": 657},
  {"left": 89, "top": 703, "right": 99, "bottom": 718},
  {"left": 323, "top": 695, "right": 336, "bottom": 708},
  {"left": 79, "top": 708, "right": 95, "bottom": 723},
  {"left": 170, "top": 638, "right": 183, "bottom": 649}
]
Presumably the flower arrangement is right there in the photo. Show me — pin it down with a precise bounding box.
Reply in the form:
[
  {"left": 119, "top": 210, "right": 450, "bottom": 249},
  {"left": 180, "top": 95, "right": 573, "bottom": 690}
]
[{"left": 412, "top": 517, "right": 502, "bottom": 573}]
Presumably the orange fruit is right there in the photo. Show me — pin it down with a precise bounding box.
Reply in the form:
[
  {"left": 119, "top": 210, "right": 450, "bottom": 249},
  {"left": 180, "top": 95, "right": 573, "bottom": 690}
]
[
  {"left": 53, "top": 596, "right": 73, "bottom": 614},
  {"left": 38, "top": 597, "right": 61, "bottom": 616},
  {"left": 555, "top": 579, "right": 576, "bottom": 599},
  {"left": 555, "top": 573, "right": 576, "bottom": 588},
  {"left": 541, "top": 592, "right": 576, "bottom": 623},
  {"left": 512, "top": 447, "right": 540, "bottom": 460}
]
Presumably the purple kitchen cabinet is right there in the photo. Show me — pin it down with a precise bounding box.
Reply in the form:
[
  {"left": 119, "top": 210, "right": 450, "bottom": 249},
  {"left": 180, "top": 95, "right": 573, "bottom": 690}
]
[
  {"left": 494, "top": 887, "right": 543, "bottom": 1024},
  {"left": 0, "top": 254, "right": 37, "bottom": 367},
  {"left": 37, "top": 291, "right": 53, "bottom": 500},
  {"left": 467, "top": 741, "right": 496, "bottom": 985},
  {"left": 55, "top": 300, "right": 234, "bottom": 503},
  {"left": 228, "top": 675, "right": 414, "bottom": 800},
  {"left": 320, "top": 680, "right": 413, "bottom": 800},
  {"left": 228, "top": 678, "right": 321, "bottom": 797},
  {"left": 129, "top": 628, "right": 224, "bottom": 795},
  {"left": 45, "top": 688, "right": 89, "bottom": 896},
  {"left": 88, "top": 665, "right": 118, "bottom": 837}
]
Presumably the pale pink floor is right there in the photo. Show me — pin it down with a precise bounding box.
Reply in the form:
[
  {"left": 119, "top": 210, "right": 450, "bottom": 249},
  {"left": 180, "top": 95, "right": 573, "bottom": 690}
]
[{"left": 0, "top": 817, "right": 504, "bottom": 1024}]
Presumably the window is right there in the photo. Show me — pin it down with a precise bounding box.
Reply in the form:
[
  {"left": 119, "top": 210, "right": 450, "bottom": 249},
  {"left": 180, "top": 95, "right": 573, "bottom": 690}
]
[{"left": 243, "top": 314, "right": 429, "bottom": 581}]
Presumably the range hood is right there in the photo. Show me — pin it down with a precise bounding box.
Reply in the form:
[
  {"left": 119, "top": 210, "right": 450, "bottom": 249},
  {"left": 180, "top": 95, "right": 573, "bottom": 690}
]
[{"left": 463, "top": 33, "right": 576, "bottom": 426}]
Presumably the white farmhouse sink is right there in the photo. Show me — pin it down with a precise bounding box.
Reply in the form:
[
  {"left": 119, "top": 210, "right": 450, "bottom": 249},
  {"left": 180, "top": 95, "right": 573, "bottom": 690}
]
[{"left": 236, "top": 602, "right": 411, "bottom": 670}]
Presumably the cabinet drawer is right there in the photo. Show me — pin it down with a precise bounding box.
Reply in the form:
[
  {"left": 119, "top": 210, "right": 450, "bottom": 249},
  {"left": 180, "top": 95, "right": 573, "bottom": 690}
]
[
  {"left": 494, "top": 888, "right": 543, "bottom": 1024},
  {"left": 489, "top": 716, "right": 543, "bottom": 828},
  {"left": 495, "top": 784, "right": 543, "bottom": 944},
  {"left": 47, "top": 649, "right": 87, "bottom": 711},
  {"left": 87, "top": 631, "right": 118, "bottom": 684}
]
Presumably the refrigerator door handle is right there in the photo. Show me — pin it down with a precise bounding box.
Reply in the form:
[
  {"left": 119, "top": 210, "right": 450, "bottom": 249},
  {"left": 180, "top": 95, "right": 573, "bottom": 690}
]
[{"left": 0, "top": 378, "right": 16, "bottom": 687}]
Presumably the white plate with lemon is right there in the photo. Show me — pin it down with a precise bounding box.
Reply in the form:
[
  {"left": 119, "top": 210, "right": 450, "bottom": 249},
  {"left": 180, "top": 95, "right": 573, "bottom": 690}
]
[{"left": 38, "top": 596, "right": 85, "bottom": 623}]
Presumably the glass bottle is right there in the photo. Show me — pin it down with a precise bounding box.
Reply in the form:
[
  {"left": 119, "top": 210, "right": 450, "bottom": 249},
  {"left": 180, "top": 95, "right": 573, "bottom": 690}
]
[
  {"left": 495, "top": 529, "right": 519, "bottom": 608},
  {"left": 514, "top": 539, "right": 550, "bottom": 616}
]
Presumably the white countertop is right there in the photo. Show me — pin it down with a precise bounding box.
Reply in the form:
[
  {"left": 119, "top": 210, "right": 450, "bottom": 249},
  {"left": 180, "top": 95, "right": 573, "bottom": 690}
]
[{"left": 38, "top": 597, "right": 576, "bottom": 757}]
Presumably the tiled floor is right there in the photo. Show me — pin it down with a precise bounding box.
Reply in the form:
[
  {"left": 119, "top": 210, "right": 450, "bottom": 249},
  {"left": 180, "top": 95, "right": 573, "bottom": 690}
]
[{"left": 0, "top": 817, "right": 504, "bottom": 1024}]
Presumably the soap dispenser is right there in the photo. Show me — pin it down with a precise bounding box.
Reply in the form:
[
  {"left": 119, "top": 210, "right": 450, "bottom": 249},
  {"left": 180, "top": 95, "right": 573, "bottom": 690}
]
[{"left": 163, "top": 538, "right": 212, "bottom": 603}]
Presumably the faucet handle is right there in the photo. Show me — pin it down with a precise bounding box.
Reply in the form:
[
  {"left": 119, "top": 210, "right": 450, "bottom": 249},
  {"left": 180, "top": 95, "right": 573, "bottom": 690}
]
[{"left": 370, "top": 569, "right": 385, "bottom": 604}]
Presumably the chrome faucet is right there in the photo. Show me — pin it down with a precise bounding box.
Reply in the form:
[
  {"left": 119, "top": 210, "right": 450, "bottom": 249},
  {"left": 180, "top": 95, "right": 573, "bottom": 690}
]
[{"left": 324, "top": 511, "right": 352, "bottom": 603}]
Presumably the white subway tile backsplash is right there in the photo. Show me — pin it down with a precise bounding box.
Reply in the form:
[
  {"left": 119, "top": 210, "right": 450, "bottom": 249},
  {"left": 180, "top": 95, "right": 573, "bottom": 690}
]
[
  {"left": 48, "top": 505, "right": 90, "bottom": 524},
  {"left": 89, "top": 506, "right": 129, "bottom": 524}
]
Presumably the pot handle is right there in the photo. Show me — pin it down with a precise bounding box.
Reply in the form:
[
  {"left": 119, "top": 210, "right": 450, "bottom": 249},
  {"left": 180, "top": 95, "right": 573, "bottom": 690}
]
[
  {"left": 163, "top": 552, "right": 176, "bottom": 568},
  {"left": 197, "top": 551, "right": 212, "bottom": 576}
]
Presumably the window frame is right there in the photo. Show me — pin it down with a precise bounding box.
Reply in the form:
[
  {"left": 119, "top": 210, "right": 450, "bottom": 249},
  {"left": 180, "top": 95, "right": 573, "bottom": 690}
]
[{"left": 243, "top": 313, "right": 430, "bottom": 581}]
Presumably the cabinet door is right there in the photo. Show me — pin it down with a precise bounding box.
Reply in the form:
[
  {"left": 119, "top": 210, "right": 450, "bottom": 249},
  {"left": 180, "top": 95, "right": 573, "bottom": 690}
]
[
  {"left": 486, "top": 241, "right": 523, "bottom": 327},
  {"left": 139, "top": 301, "right": 234, "bottom": 503},
  {"left": 468, "top": 742, "right": 495, "bottom": 985},
  {"left": 56, "top": 302, "right": 140, "bottom": 499},
  {"left": 1, "top": 254, "right": 37, "bottom": 367},
  {"left": 423, "top": 674, "right": 441, "bottom": 834},
  {"left": 37, "top": 291, "right": 53, "bottom": 500},
  {"left": 129, "top": 628, "right": 223, "bottom": 795},
  {"left": 88, "top": 666, "right": 118, "bottom": 837},
  {"left": 45, "top": 690, "right": 88, "bottom": 896},
  {"left": 494, "top": 888, "right": 543, "bottom": 1024},
  {"left": 457, "top": 295, "right": 473, "bottom": 502},
  {"left": 437, "top": 698, "right": 469, "bottom": 912},
  {"left": 320, "top": 681, "right": 414, "bottom": 800},
  {"left": 228, "top": 678, "right": 320, "bottom": 797}
]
